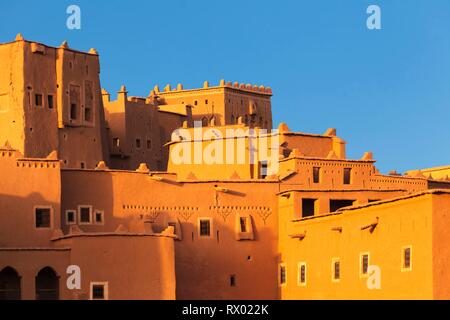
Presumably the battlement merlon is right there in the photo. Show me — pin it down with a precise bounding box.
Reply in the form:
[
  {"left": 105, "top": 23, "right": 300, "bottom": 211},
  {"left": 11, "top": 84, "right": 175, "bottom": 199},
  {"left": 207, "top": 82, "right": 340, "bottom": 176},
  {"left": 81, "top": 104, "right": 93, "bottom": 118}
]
[
  {"left": 151, "top": 79, "right": 273, "bottom": 97},
  {"left": 0, "top": 33, "right": 99, "bottom": 57}
]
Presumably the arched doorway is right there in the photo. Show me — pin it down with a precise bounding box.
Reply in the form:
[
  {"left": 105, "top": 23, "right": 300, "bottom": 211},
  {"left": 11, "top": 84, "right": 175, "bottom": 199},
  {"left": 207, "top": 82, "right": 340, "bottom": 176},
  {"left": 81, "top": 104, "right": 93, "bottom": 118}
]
[
  {"left": 0, "top": 266, "right": 21, "bottom": 300},
  {"left": 35, "top": 267, "right": 59, "bottom": 300}
]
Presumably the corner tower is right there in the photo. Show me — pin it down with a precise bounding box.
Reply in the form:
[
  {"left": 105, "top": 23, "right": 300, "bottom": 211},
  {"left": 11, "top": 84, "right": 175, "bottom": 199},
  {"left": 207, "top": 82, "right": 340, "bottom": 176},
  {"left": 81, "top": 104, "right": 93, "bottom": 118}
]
[{"left": 0, "top": 35, "right": 107, "bottom": 168}]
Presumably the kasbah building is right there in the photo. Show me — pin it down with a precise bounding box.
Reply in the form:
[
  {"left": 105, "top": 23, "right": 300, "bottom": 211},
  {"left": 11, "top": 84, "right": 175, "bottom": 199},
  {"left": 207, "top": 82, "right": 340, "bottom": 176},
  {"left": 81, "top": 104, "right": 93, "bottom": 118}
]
[{"left": 1, "top": 34, "right": 450, "bottom": 301}]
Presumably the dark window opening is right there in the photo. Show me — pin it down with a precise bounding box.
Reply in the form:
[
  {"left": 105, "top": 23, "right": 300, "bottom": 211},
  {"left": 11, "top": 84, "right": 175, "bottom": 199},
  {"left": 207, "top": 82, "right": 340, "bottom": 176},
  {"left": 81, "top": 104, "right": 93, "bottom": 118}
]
[
  {"left": 147, "top": 140, "right": 152, "bottom": 149},
  {"left": 84, "top": 107, "right": 92, "bottom": 122},
  {"left": 205, "top": 99, "right": 208, "bottom": 104},
  {"left": 260, "top": 161, "right": 268, "bottom": 179},
  {"left": 92, "top": 284, "right": 105, "bottom": 300},
  {"left": 95, "top": 212, "right": 103, "bottom": 224},
  {"left": 35, "top": 208, "right": 51, "bottom": 228},
  {"left": 343, "top": 168, "right": 352, "bottom": 185},
  {"left": 404, "top": 247, "right": 411, "bottom": 269},
  {"left": 35, "top": 267, "right": 59, "bottom": 300},
  {"left": 35, "top": 94, "right": 43, "bottom": 107},
  {"left": 230, "top": 275, "right": 236, "bottom": 287},
  {"left": 66, "top": 211, "right": 75, "bottom": 224},
  {"left": 70, "top": 104, "right": 77, "bottom": 120},
  {"left": 313, "top": 167, "right": 321, "bottom": 183},
  {"left": 47, "top": 95, "right": 54, "bottom": 109},
  {"left": 239, "top": 217, "right": 247, "bottom": 233},
  {"left": 135, "top": 138, "right": 141, "bottom": 149},
  {"left": 80, "top": 162, "right": 85, "bottom": 169},
  {"left": 199, "top": 219, "right": 211, "bottom": 237},
  {"left": 302, "top": 199, "right": 317, "bottom": 218},
  {"left": 280, "top": 265, "right": 286, "bottom": 285},
  {"left": 334, "top": 261, "right": 340, "bottom": 280},
  {"left": 0, "top": 267, "right": 21, "bottom": 300},
  {"left": 113, "top": 138, "right": 120, "bottom": 147},
  {"left": 361, "top": 254, "right": 369, "bottom": 275},
  {"left": 330, "top": 199, "right": 355, "bottom": 213},
  {"left": 299, "top": 264, "right": 306, "bottom": 284},
  {"left": 80, "top": 207, "right": 91, "bottom": 223}
]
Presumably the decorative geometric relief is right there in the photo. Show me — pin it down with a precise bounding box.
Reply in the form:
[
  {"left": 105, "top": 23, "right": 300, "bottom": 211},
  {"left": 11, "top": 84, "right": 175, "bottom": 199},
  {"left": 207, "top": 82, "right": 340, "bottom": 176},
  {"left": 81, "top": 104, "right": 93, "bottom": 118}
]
[
  {"left": 216, "top": 206, "right": 234, "bottom": 222},
  {"left": 256, "top": 208, "right": 272, "bottom": 224},
  {"left": 178, "top": 210, "right": 194, "bottom": 222}
]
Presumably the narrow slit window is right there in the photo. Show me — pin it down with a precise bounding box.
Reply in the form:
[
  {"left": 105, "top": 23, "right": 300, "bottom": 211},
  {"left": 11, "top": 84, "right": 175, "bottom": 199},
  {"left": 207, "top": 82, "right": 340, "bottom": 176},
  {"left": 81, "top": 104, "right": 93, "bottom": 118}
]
[
  {"left": 361, "top": 253, "right": 369, "bottom": 275},
  {"left": 403, "top": 247, "right": 412, "bottom": 271},
  {"left": 313, "top": 167, "right": 321, "bottom": 183},
  {"left": 333, "top": 259, "right": 340, "bottom": 281},
  {"left": 84, "top": 107, "right": 92, "bottom": 122},
  {"left": 70, "top": 103, "right": 78, "bottom": 120},
  {"left": 298, "top": 263, "right": 307, "bottom": 286},
  {"left": 260, "top": 161, "right": 268, "bottom": 179},
  {"left": 47, "top": 95, "right": 54, "bottom": 109},
  {"left": 35, "top": 94, "right": 43, "bottom": 107},
  {"left": 239, "top": 217, "right": 247, "bottom": 233},
  {"left": 230, "top": 275, "right": 236, "bottom": 287},
  {"left": 279, "top": 265, "right": 286, "bottom": 286},
  {"left": 343, "top": 168, "right": 352, "bottom": 185}
]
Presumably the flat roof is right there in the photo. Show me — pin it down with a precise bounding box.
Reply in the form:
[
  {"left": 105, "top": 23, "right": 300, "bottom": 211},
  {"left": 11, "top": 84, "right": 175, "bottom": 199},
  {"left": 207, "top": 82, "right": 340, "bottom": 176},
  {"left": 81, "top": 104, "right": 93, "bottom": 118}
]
[
  {"left": 291, "top": 189, "right": 450, "bottom": 222},
  {"left": 157, "top": 84, "right": 272, "bottom": 97}
]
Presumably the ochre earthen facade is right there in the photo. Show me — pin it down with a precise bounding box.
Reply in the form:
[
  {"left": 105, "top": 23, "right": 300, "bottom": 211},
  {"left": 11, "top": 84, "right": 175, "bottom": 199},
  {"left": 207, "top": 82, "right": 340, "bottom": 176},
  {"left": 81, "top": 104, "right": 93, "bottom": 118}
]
[{"left": 1, "top": 35, "right": 450, "bottom": 300}]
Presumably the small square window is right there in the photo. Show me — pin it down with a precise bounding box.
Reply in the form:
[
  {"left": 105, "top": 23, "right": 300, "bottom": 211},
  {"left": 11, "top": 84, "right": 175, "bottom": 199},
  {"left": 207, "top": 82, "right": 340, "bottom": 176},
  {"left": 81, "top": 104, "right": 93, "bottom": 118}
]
[
  {"left": 95, "top": 211, "right": 104, "bottom": 224},
  {"left": 35, "top": 207, "right": 51, "bottom": 228},
  {"left": 90, "top": 282, "right": 108, "bottom": 300},
  {"left": 199, "top": 219, "right": 211, "bottom": 237},
  {"left": 66, "top": 210, "right": 76, "bottom": 225},
  {"left": 79, "top": 206, "right": 92, "bottom": 224},
  {"left": 35, "top": 94, "right": 43, "bottom": 107},
  {"left": 47, "top": 95, "right": 54, "bottom": 109}
]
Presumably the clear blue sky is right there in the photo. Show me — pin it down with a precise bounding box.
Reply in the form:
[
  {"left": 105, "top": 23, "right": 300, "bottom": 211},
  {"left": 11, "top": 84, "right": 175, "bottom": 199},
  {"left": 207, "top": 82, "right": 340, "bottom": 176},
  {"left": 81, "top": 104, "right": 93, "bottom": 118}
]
[{"left": 1, "top": 0, "right": 450, "bottom": 173}]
